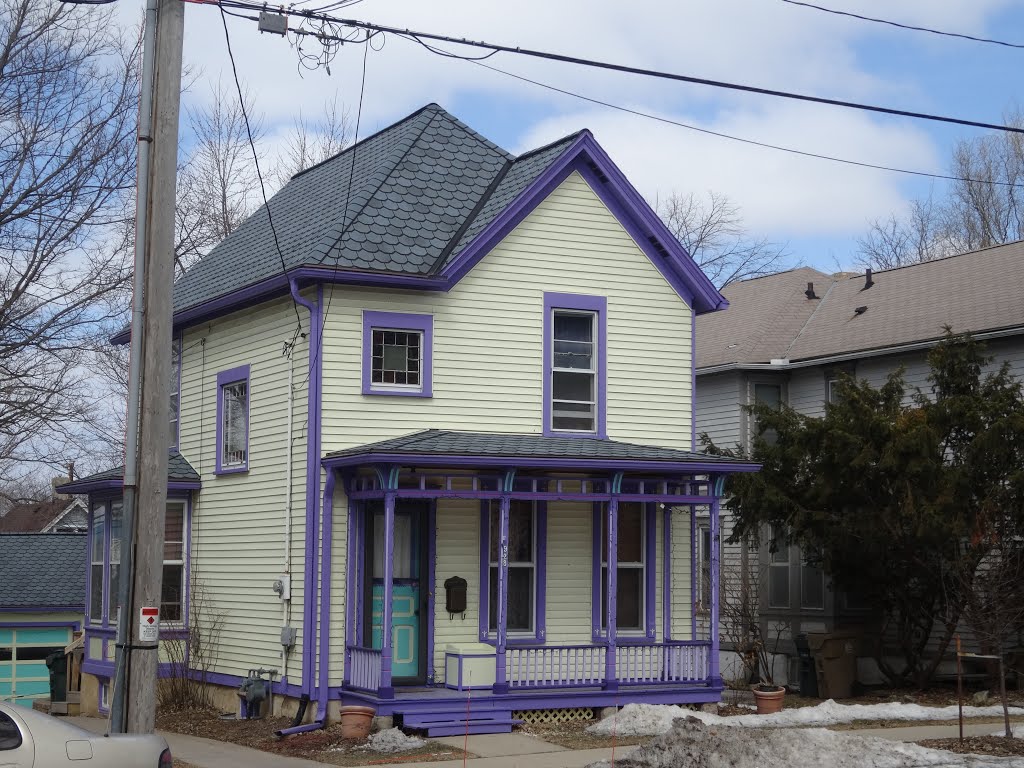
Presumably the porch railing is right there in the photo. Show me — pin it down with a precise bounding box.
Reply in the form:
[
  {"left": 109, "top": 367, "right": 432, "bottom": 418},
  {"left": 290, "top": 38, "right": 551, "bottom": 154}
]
[
  {"left": 506, "top": 641, "right": 710, "bottom": 689},
  {"left": 347, "top": 646, "right": 382, "bottom": 692}
]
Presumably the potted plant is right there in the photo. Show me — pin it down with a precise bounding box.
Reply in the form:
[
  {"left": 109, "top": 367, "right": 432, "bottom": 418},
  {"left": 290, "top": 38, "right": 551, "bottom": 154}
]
[{"left": 747, "top": 624, "right": 786, "bottom": 714}]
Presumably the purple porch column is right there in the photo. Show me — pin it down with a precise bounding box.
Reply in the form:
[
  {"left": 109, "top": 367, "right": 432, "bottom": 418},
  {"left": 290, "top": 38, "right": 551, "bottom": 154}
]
[
  {"left": 379, "top": 491, "right": 396, "bottom": 698},
  {"left": 493, "top": 495, "right": 510, "bottom": 694},
  {"left": 690, "top": 504, "right": 697, "bottom": 640},
  {"left": 605, "top": 497, "right": 618, "bottom": 691},
  {"left": 709, "top": 495, "right": 722, "bottom": 686}
]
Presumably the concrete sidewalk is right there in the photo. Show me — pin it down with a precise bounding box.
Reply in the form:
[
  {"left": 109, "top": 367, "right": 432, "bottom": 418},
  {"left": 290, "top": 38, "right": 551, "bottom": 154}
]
[{"left": 67, "top": 715, "right": 636, "bottom": 768}]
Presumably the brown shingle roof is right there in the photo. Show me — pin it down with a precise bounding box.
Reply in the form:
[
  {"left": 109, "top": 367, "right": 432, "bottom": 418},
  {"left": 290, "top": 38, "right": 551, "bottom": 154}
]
[
  {"left": 0, "top": 498, "right": 76, "bottom": 533},
  {"left": 697, "top": 241, "right": 1024, "bottom": 368}
]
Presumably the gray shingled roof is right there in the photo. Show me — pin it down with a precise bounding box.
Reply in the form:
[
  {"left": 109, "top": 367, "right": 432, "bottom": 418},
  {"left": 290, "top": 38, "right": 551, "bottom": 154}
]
[
  {"left": 325, "top": 429, "right": 751, "bottom": 465},
  {"left": 697, "top": 241, "right": 1024, "bottom": 369},
  {"left": 0, "top": 534, "right": 86, "bottom": 609},
  {"left": 57, "top": 450, "right": 200, "bottom": 490},
  {"left": 173, "top": 104, "right": 582, "bottom": 313}
]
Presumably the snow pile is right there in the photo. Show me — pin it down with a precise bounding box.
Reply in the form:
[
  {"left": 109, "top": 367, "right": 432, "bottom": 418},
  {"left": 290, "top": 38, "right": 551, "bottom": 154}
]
[
  {"left": 356, "top": 728, "right": 424, "bottom": 753},
  {"left": 588, "top": 716, "right": 1024, "bottom": 768},
  {"left": 989, "top": 728, "right": 1021, "bottom": 739},
  {"left": 588, "top": 700, "right": 1024, "bottom": 737}
]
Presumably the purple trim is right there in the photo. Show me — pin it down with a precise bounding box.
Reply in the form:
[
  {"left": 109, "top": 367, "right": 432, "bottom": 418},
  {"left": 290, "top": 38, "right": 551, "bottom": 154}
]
[
  {"left": 325, "top": 453, "right": 759, "bottom": 474},
  {"left": 605, "top": 497, "right": 618, "bottom": 691},
  {"left": 214, "top": 364, "right": 251, "bottom": 475},
  {"left": 663, "top": 506, "right": 671, "bottom": 641},
  {"left": 690, "top": 308, "right": 696, "bottom": 451},
  {"left": 543, "top": 293, "right": 607, "bottom": 439},
  {"left": 708, "top": 496, "right": 721, "bottom": 685},
  {"left": 645, "top": 503, "right": 656, "bottom": 640},
  {"left": 293, "top": 279, "right": 322, "bottom": 698},
  {"left": 478, "top": 501, "right": 488, "bottom": 642},
  {"left": 426, "top": 501, "right": 436, "bottom": 685},
  {"left": 690, "top": 508, "right": 697, "bottom": 640},
  {"left": 591, "top": 503, "right": 601, "bottom": 640},
  {"left": 59, "top": 479, "right": 201, "bottom": 494},
  {"left": 344, "top": 497, "right": 356, "bottom": 686},
  {"left": 356, "top": 503, "right": 365, "bottom": 651},
  {"left": 379, "top": 491, "right": 396, "bottom": 697},
  {"left": 494, "top": 494, "right": 510, "bottom": 693},
  {"left": 0, "top": 607, "right": 83, "bottom": 614},
  {"left": 536, "top": 502, "right": 547, "bottom": 642},
  {"left": 360, "top": 311, "right": 433, "bottom": 398},
  {"left": 444, "top": 650, "right": 497, "bottom": 691},
  {"left": 0, "top": 621, "right": 81, "bottom": 630},
  {"left": 316, "top": 469, "right": 336, "bottom": 721}
]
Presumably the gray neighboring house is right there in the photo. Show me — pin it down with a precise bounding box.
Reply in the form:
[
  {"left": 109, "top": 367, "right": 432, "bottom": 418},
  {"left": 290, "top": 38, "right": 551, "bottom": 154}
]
[{"left": 695, "top": 241, "right": 1024, "bottom": 684}]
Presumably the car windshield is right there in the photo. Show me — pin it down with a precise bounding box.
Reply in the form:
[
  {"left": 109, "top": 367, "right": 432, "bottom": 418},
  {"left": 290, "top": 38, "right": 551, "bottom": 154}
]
[{"left": 0, "top": 711, "right": 23, "bottom": 750}]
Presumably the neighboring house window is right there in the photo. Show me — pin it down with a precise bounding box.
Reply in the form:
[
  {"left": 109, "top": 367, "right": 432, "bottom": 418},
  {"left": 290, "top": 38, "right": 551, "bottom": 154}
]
[
  {"left": 597, "top": 502, "right": 652, "bottom": 633},
  {"left": 801, "top": 556, "right": 825, "bottom": 610},
  {"left": 216, "top": 365, "right": 250, "bottom": 474},
  {"left": 827, "top": 378, "right": 840, "bottom": 404},
  {"left": 108, "top": 501, "right": 123, "bottom": 623},
  {"left": 162, "top": 501, "right": 186, "bottom": 622},
  {"left": 170, "top": 335, "right": 181, "bottom": 448},
  {"left": 486, "top": 500, "right": 537, "bottom": 634},
  {"left": 752, "top": 382, "right": 783, "bottom": 446},
  {"left": 767, "top": 524, "right": 790, "bottom": 608},
  {"left": 361, "top": 311, "right": 433, "bottom": 397},
  {"left": 89, "top": 504, "right": 105, "bottom": 623},
  {"left": 543, "top": 293, "right": 606, "bottom": 437}
]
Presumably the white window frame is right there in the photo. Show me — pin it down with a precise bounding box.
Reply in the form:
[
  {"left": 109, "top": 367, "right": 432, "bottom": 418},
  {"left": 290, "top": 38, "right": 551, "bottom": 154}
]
[
  {"left": 600, "top": 502, "right": 646, "bottom": 634},
  {"left": 89, "top": 503, "right": 105, "bottom": 625},
  {"left": 550, "top": 309, "right": 598, "bottom": 434},
  {"left": 827, "top": 378, "right": 840, "bottom": 404},
  {"left": 370, "top": 327, "right": 424, "bottom": 393},
  {"left": 220, "top": 379, "right": 248, "bottom": 469},
  {"left": 162, "top": 501, "right": 186, "bottom": 624},
  {"left": 695, "top": 519, "right": 716, "bottom": 612},
  {"left": 487, "top": 501, "right": 537, "bottom": 636}
]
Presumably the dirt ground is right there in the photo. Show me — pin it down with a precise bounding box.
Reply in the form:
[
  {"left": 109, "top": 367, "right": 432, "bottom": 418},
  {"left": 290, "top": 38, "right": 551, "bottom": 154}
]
[
  {"left": 917, "top": 735, "right": 1024, "bottom": 758},
  {"left": 155, "top": 708, "right": 472, "bottom": 767}
]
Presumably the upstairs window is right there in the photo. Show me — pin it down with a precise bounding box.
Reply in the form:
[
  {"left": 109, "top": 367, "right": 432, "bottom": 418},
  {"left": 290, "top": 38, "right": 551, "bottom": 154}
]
[
  {"left": 216, "top": 365, "right": 250, "bottom": 474},
  {"left": 362, "top": 311, "right": 433, "bottom": 397},
  {"left": 767, "top": 524, "right": 791, "bottom": 608},
  {"left": 752, "top": 381, "right": 783, "bottom": 446},
  {"left": 89, "top": 504, "right": 105, "bottom": 623},
  {"left": 543, "top": 293, "right": 606, "bottom": 437}
]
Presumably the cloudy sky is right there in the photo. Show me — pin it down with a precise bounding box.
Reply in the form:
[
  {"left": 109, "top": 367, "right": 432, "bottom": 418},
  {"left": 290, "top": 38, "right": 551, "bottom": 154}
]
[{"left": 127, "top": 0, "right": 1022, "bottom": 272}]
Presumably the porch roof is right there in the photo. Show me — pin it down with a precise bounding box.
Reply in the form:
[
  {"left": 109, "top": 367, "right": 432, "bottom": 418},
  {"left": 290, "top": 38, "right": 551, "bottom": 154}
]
[
  {"left": 55, "top": 450, "right": 202, "bottom": 495},
  {"left": 322, "top": 429, "right": 758, "bottom": 473}
]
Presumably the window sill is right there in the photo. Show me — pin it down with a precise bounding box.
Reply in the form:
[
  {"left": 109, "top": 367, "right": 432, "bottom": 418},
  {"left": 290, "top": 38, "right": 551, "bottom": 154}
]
[
  {"left": 479, "top": 636, "right": 543, "bottom": 647},
  {"left": 215, "top": 465, "right": 248, "bottom": 476},
  {"left": 592, "top": 634, "right": 657, "bottom": 645},
  {"left": 363, "top": 387, "right": 432, "bottom": 398},
  {"left": 543, "top": 429, "right": 607, "bottom": 440}
]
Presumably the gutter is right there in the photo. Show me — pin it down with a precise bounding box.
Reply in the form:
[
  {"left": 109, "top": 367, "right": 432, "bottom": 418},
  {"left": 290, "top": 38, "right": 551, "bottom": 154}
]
[{"left": 696, "top": 324, "right": 1024, "bottom": 376}]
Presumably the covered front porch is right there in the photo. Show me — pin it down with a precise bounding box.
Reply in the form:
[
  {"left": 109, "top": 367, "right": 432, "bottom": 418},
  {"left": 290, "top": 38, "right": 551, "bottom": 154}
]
[{"left": 318, "top": 431, "right": 756, "bottom": 730}]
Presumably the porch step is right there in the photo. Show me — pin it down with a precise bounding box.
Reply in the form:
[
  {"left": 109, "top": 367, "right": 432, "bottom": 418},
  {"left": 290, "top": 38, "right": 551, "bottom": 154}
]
[{"left": 402, "top": 710, "right": 521, "bottom": 737}]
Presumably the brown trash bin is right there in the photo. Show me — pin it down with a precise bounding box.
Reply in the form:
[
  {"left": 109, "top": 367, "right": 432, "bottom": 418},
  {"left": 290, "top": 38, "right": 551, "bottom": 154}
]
[{"left": 807, "top": 630, "right": 860, "bottom": 699}]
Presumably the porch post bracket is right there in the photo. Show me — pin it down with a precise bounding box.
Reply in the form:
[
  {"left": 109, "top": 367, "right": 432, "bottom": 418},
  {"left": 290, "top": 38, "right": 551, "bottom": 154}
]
[
  {"left": 502, "top": 468, "right": 517, "bottom": 494},
  {"left": 712, "top": 473, "right": 726, "bottom": 498},
  {"left": 373, "top": 464, "right": 401, "bottom": 492}
]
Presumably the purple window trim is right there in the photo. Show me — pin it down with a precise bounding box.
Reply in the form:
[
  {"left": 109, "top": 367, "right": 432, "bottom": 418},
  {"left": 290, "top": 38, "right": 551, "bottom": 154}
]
[
  {"left": 592, "top": 502, "right": 657, "bottom": 639},
  {"left": 361, "top": 311, "right": 433, "bottom": 398},
  {"left": 690, "top": 308, "right": 696, "bottom": 452},
  {"left": 542, "top": 293, "right": 607, "bottom": 439},
  {"left": 478, "top": 500, "right": 547, "bottom": 644},
  {"left": 214, "top": 364, "right": 251, "bottom": 475}
]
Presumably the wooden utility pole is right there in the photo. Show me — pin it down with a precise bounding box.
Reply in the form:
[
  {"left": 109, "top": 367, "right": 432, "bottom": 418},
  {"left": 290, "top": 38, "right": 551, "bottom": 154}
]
[{"left": 116, "top": 0, "right": 184, "bottom": 734}]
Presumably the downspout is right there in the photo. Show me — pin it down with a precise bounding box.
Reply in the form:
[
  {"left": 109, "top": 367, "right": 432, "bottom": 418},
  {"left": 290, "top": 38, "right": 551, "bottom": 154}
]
[
  {"left": 289, "top": 278, "right": 322, "bottom": 705},
  {"left": 281, "top": 333, "right": 296, "bottom": 690}
]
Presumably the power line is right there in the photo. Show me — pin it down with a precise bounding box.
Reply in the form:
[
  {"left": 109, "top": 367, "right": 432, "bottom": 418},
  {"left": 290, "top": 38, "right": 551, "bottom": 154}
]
[
  {"left": 218, "top": 3, "right": 304, "bottom": 331},
  {"left": 469, "top": 60, "right": 1024, "bottom": 190},
  {"left": 779, "top": 0, "right": 1024, "bottom": 50},
  {"left": 212, "top": 0, "right": 1024, "bottom": 135}
]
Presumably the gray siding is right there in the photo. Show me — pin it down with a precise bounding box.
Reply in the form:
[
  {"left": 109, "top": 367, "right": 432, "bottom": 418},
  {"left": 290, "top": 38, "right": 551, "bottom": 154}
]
[{"left": 694, "top": 372, "right": 743, "bottom": 451}]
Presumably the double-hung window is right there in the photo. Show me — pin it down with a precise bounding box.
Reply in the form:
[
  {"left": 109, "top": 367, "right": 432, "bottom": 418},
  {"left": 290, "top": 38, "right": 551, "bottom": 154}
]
[
  {"left": 767, "top": 524, "right": 791, "bottom": 608},
  {"left": 162, "top": 501, "right": 186, "bottom": 622},
  {"left": 544, "top": 293, "right": 606, "bottom": 437},
  {"left": 216, "top": 365, "right": 250, "bottom": 474},
  {"left": 108, "top": 501, "right": 123, "bottom": 623},
  {"left": 752, "top": 381, "right": 783, "bottom": 447},
  {"left": 487, "top": 500, "right": 537, "bottom": 634},
  {"left": 598, "top": 502, "right": 647, "bottom": 632},
  {"left": 696, "top": 519, "right": 715, "bottom": 611},
  {"left": 362, "top": 311, "right": 433, "bottom": 397}
]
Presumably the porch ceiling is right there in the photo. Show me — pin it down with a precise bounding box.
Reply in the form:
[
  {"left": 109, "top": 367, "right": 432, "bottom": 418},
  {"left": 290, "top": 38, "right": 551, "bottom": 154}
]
[{"left": 322, "top": 429, "right": 758, "bottom": 474}]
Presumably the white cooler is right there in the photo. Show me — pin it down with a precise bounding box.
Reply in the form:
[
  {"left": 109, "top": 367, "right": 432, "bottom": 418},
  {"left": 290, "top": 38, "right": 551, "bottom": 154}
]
[{"left": 444, "top": 642, "right": 496, "bottom": 690}]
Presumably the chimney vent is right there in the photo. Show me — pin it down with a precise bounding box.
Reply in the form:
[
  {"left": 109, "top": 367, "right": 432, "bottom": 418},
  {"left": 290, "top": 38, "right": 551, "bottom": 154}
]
[
  {"left": 805, "top": 282, "right": 818, "bottom": 300},
  {"left": 863, "top": 268, "right": 874, "bottom": 290},
  {"left": 854, "top": 305, "right": 867, "bottom": 315}
]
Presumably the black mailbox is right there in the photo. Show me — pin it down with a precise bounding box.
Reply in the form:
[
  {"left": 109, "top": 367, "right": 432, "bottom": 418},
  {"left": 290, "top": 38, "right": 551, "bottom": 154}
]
[{"left": 444, "top": 576, "right": 467, "bottom": 617}]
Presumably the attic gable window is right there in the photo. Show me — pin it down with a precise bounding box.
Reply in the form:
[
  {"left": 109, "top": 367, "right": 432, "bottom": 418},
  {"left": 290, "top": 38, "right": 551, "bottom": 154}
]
[
  {"left": 215, "top": 365, "right": 250, "bottom": 475},
  {"left": 362, "top": 311, "right": 433, "bottom": 398},
  {"left": 543, "top": 293, "right": 607, "bottom": 438}
]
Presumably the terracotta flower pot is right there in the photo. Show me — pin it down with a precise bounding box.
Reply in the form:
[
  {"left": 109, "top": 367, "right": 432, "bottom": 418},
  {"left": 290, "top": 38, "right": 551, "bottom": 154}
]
[
  {"left": 751, "top": 685, "right": 786, "bottom": 715},
  {"left": 339, "top": 705, "right": 376, "bottom": 739}
]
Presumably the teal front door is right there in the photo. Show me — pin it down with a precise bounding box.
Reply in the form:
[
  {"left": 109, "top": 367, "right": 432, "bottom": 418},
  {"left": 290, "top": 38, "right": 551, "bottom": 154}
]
[{"left": 365, "top": 502, "right": 429, "bottom": 684}]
